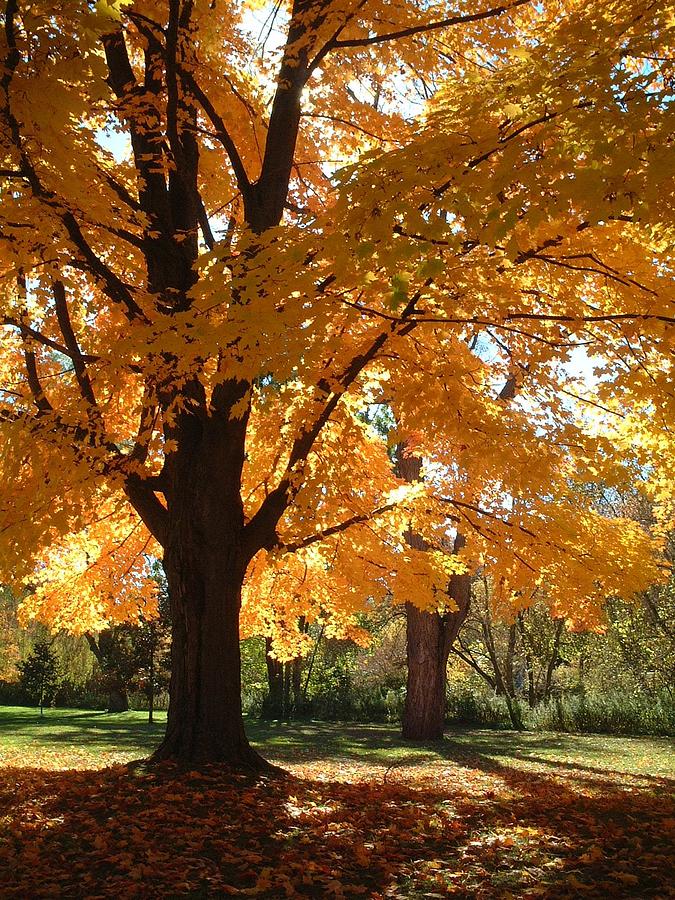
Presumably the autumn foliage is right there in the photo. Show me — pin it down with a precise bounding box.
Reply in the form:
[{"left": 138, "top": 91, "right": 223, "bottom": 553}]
[{"left": 1, "top": 0, "right": 673, "bottom": 763}]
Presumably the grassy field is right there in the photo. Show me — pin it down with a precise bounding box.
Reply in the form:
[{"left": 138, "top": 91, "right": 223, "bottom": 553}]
[
  {"left": 0, "top": 705, "right": 673, "bottom": 898},
  {"left": 0, "top": 705, "right": 673, "bottom": 776}
]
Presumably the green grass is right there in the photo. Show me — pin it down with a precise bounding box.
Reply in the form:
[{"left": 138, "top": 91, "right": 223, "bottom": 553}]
[{"left": 1, "top": 705, "right": 673, "bottom": 778}]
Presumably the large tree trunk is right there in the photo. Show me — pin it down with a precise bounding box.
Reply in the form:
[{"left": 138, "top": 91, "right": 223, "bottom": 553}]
[
  {"left": 154, "top": 549, "right": 263, "bottom": 766},
  {"left": 107, "top": 685, "right": 129, "bottom": 713},
  {"left": 401, "top": 560, "right": 472, "bottom": 740},
  {"left": 151, "top": 383, "right": 267, "bottom": 769}
]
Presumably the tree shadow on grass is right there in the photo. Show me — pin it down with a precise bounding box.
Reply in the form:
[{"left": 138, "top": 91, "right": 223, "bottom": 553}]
[
  {"left": 1, "top": 746, "right": 673, "bottom": 899},
  {"left": 499, "top": 752, "right": 675, "bottom": 785},
  {"left": 251, "top": 722, "right": 674, "bottom": 786}
]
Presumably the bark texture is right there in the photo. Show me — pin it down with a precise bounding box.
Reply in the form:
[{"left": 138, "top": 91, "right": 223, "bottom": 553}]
[
  {"left": 402, "top": 604, "right": 451, "bottom": 740},
  {"left": 397, "top": 448, "right": 472, "bottom": 741},
  {"left": 401, "top": 557, "right": 472, "bottom": 740},
  {"left": 151, "top": 386, "right": 266, "bottom": 768}
]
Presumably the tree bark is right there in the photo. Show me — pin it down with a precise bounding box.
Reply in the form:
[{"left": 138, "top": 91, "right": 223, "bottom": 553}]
[
  {"left": 401, "top": 567, "right": 472, "bottom": 740},
  {"left": 397, "top": 448, "right": 472, "bottom": 741},
  {"left": 402, "top": 604, "right": 450, "bottom": 740},
  {"left": 518, "top": 612, "right": 537, "bottom": 708},
  {"left": 151, "top": 390, "right": 267, "bottom": 769},
  {"left": 402, "top": 530, "right": 472, "bottom": 740},
  {"left": 107, "top": 686, "right": 129, "bottom": 713},
  {"left": 291, "top": 656, "right": 303, "bottom": 711},
  {"left": 262, "top": 637, "right": 285, "bottom": 719},
  {"left": 543, "top": 618, "right": 565, "bottom": 704},
  {"left": 148, "top": 637, "right": 155, "bottom": 725},
  {"left": 154, "top": 552, "right": 263, "bottom": 766}
]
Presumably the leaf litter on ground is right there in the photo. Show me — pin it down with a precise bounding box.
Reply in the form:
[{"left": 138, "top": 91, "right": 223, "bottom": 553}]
[{"left": 1, "top": 731, "right": 674, "bottom": 899}]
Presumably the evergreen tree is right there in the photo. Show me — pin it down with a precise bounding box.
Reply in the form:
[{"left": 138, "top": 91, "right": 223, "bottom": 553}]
[{"left": 18, "top": 641, "right": 60, "bottom": 716}]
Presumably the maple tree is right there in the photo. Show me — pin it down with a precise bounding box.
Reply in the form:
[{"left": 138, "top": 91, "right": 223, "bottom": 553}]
[{"left": 1, "top": 0, "right": 673, "bottom": 766}]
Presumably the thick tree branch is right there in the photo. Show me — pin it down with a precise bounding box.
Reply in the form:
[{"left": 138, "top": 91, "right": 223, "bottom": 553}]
[
  {"left": 452, "top": 641, "right": 496, "bottom": 689},
  {"left": 59, "top": 211, "right": 147, "bottom": 321},
  {"left": 102, "top": 26, "right": 172, "bottom": 243},
  {"left": 22, "top": 342, "right": 52, "bottom": 413},
  {"left": 15, "top": 274, "right": 52, "bottom": 414},
  {"left": 2, "top": 317, "right": 100, "bottom": 363},
  {"left": 249, "top": 0, "right": 333, "bottom": 231},
  {"left": 280, "top": 502, "right": 397, "bottom": 554},
  {"left": 129, "top": 383, "right": 159, "bottom": 467},
  {"left": 197, "top": 196, "right": 216, "bottom": 249},
  {"left": 182, "top": 71, "right": 252, "bottom": 200},
  {"left": 124, "top": 474, "right": 169, "bottom": 546},
  {"left": 2, "top": 52, "right": 147, "bottom": 326},
  {"left": 244, "top": 290, "right": 424, "bottom": 554},
  {"left": 315, "top": 0, "right": 531, "bottom": 58},
  {"left": 1, "top": 0, "right": 20, "bottom": 95},
  {"left": 52, "top": 280, "right": 99, "bottom": 409}
]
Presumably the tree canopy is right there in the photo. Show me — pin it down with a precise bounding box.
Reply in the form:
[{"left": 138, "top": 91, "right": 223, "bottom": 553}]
[{"left": 1, "top": 0, "right": 673, "bottom": 762}]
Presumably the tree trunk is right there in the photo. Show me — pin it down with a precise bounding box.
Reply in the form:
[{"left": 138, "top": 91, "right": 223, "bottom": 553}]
[
  {"left": 291, "top": 656, "right": 303, "bottom": 712},
  {"left": 397, "top": 447, "right": 472, "bottom": 741},
  {"left": 148, "top": 635, "right": 155, "bottom": 725},
  {"left": 151, "top": 391, "right": 267, "bottom": 769},
  {"left": 543, "top": 618, "right": 565, "bottom": 704},
  {"left": 402, "top": 604, "right": 450, "bottom": 740},
  {"left": 107, "top": 686, "right": 129, "bottom": 713},
  {"left": 401, "top": 568, "right": 472, "bottom": 741},
  {"left": 302, "top": 624, "right": 324, "bottom": 701},
  {"left": 518, "top": 613, "right": 537, "bottom": 708},
  {"left": 481, "top": 609, "right": 524, "bottom": 729},
  {"left": 262, "top": 638, "right": 285, "bottom": 719},
  {"left": 504, "top": 623, "right": 518, "bottom": 696},
  {"left": 153, "top": 543, "right": 264, "bottom": 766}
]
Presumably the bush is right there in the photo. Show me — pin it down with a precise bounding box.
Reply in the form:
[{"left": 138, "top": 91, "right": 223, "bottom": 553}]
[
  {"left": 446, "top": 690, "right": 516, "bottom": 729},
  {"left": 528, "top": 691, "right": 675, "bottom": 736},
  {"left": 0, "top": 679, "right": 30, "bottom": 706},
  {"left": 54, "top": 677, "right": 107, "bottom": 710}
]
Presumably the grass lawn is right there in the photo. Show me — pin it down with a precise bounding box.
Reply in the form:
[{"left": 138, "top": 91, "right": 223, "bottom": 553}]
[{"left": 0, "top": 705, "right": 673, "bottom": 897}]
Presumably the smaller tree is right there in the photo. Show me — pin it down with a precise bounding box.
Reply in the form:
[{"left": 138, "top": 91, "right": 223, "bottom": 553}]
[
  {"left": 18, "top": 641, "right": 60, "bottom": 717},
  {"left": 85, "top": 628, "right": 138, "bottom": 712},
  {"left": 130, "top": 614, "right": 172, "bottom": 724}
]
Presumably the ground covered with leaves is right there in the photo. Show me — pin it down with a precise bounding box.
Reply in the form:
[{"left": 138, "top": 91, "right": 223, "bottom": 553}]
[{"left": 0, "top": 708, "right": 673, "bottom": 898}]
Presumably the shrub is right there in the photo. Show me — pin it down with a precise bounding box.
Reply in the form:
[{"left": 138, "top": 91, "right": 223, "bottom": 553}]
[
  {"left": 446, "top": 690, "right": 515, "bottom": 729},
  {"left": 528, "top": 691, "right": 675, "bottom": 736}
]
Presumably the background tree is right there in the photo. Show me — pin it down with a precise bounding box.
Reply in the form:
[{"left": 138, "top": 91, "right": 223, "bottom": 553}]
[
  {"left": 129, "top": 613, "right": 172, "bottom": 723},
  {"left": 1, "top": 0, "right": 672, "bottom": 768},
  {"left": 396, "top": 445, "right": 472, "bottom": 740},
  {"left": 85, "top": 627, "right": 138, "bottom": 713},
  {"left": 85, "top": 567, "right": 171, "bottom": 715},
  {"left": 18, "top": 640, "right": 60, "bottom": 717}
]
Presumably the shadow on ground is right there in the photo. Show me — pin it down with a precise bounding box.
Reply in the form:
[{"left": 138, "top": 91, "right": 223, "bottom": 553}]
[{"left": 0, "top": 741, "right": 673, "bottom": 898}]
